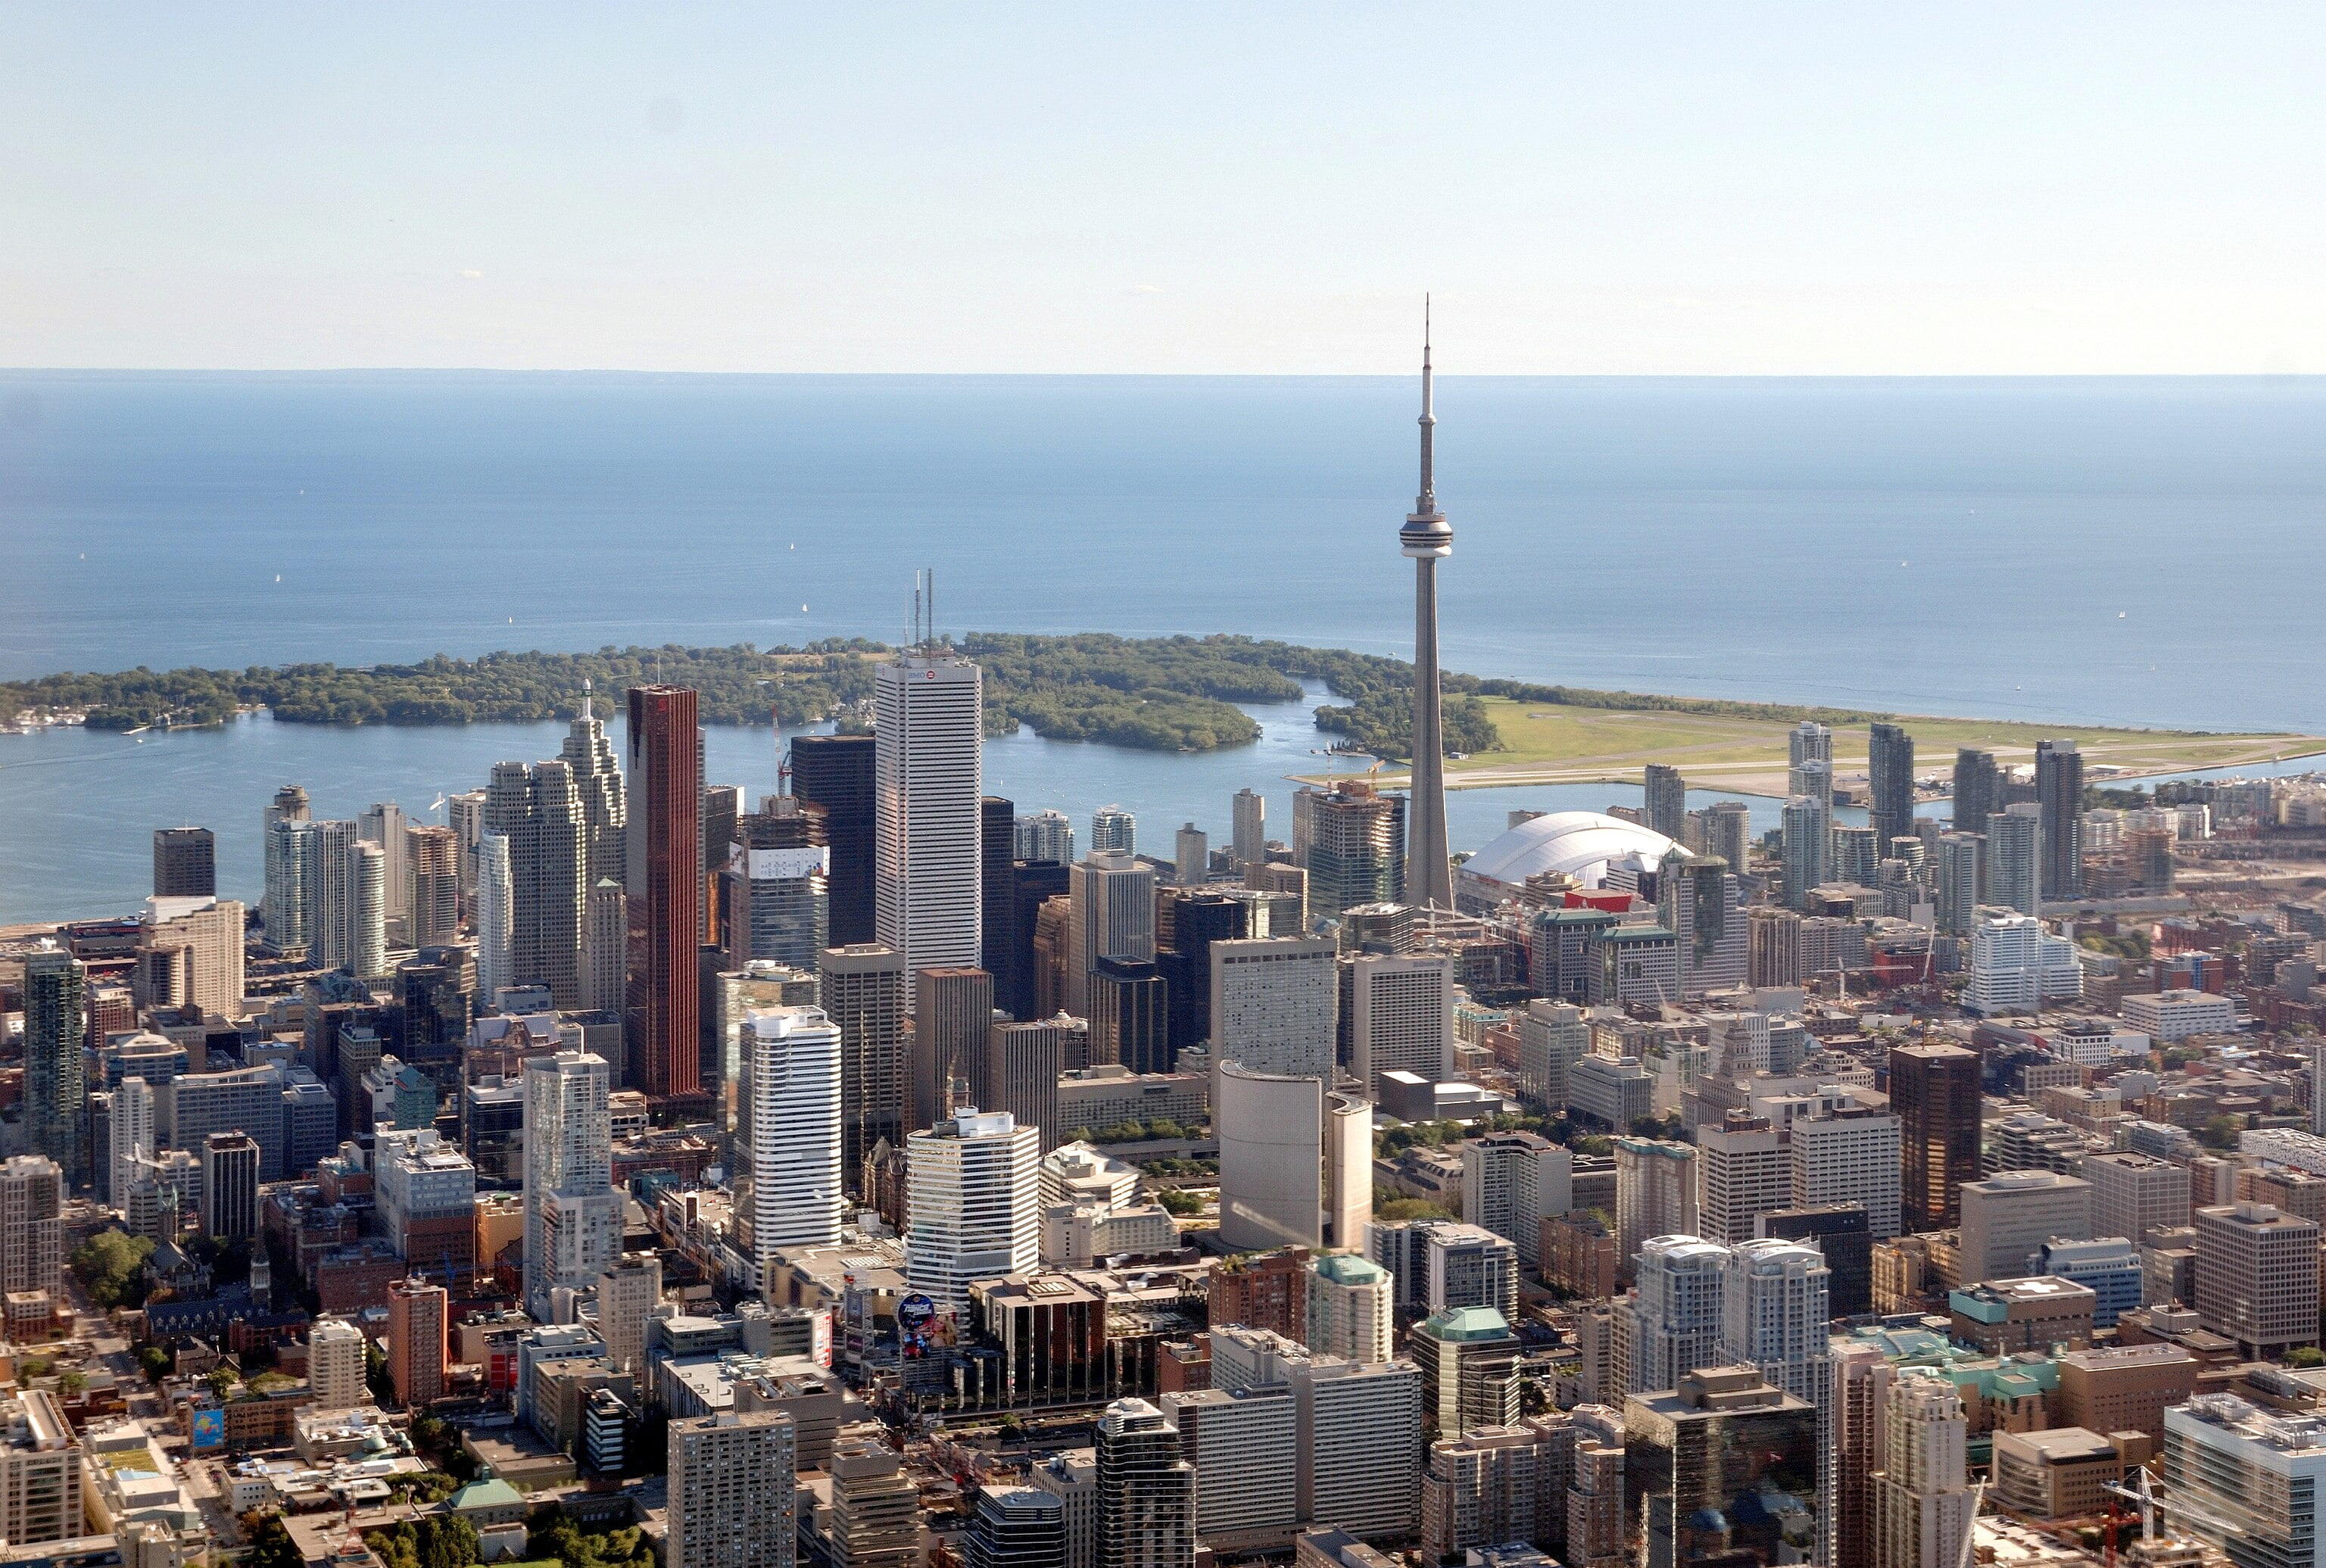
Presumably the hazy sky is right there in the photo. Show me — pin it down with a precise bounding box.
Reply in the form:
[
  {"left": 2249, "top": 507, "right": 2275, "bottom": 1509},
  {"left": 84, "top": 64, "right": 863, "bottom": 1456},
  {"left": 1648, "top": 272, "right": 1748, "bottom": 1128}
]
[{"left": 5, "top": 5, "right": 2322, "bottom": 373}]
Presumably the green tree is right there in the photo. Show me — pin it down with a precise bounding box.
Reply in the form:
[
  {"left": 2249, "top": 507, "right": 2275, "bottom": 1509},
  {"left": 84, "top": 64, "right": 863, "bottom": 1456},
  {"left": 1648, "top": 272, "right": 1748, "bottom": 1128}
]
[
  {"left": 249, "top": 1514, "right": 307, "bottom": 1568},
  {"left": 1158, "top": 1189, "right": 1205, "bottom": 1217},
  {"left": 366, "top": 1341, "right": 393, "bottom": 1401},
  {"left": 2200, "top": 1114, "right": 2242, "bottom": 1151},
  {"left": 2287, "top": 1347, "right": 2326, "bottom": 1369},
  {"left": 58, "top": 1370, "right": 87, "bottom": 1395},
  {"left": 70, "top": 1230, "right": 156, "bottom": 1308},
  {"left": 206, "top": 1367, "right": 240, "bottom": 1399},
  {"left": 139, "top": 1345, "right": 173, "bottom": 1383}
]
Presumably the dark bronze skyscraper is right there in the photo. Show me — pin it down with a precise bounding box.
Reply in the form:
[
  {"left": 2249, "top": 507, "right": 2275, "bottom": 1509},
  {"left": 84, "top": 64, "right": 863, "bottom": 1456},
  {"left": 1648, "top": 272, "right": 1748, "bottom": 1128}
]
[
  {"left": 1869, "top": 722, "right": 1915, "bottom": 850},
  {"left": 2035, "top": 737, "right": 2084, "bottom": 899},
  {"left": 626, "top": 684, "right": 703, "bottom": 1105},
  {"left": 791, "top": 733, "right": 877, "bottom": 945},
  {"left": 1892, "top": 1040, "right": 1981, "bottom": 1231},
  {"left": 1402, "top": 308, "right": 1454, "bottom": 911},
  {"left": 153, "top": 827, "right": 217, "bottom": 898},
  {"left": 1952, "top": 748, "right": 1998, "bottom": 835}
]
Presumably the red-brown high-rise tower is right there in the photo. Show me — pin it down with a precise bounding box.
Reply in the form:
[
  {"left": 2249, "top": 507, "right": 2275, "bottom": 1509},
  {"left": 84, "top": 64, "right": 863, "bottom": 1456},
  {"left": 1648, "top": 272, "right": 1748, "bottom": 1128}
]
[{"left": 626, "top": 684, "right": 703, "bottom": 1106}]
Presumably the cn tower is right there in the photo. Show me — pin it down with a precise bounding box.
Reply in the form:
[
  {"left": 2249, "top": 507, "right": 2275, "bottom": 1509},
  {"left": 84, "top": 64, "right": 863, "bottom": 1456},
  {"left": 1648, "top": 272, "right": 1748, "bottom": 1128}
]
[{"left": 1402, "top": 304, "right": 1454, "bottom": 909}]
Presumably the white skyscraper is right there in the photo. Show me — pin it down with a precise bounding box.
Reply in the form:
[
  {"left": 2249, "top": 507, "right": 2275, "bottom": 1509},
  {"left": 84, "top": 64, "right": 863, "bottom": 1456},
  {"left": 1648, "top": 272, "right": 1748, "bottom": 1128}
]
[
  {"left": 1625, "top": 1235, "right": 1729, "bottom": 1394},
  {"left": 1308, "top": 1252, "right": 1395, "bottom": 1364},
  {"left": 1790, "top": 1107, "right": 1904, "bottom": 1239},
  {"left": 1091, "top": 806, "right": 1136, "bottom": 855},
  {"left": 906, "top": 1108, "right": 1040, "bottom": 1308},
  {"left": 1210, "top": 936, "right": 1338, "bottom": 1083},
  {"left": 108, "top": 1075, "right": 153, "bottom": 1210},
  {"left": 875, "top": 651, "right": 984, "bottom": 998},
  {"left": 1720, "top": 1239, "right": 1832, "bottom": 1409},
  {"left": 1461, "top": 1130, "right": 1572, "bottom": 1265},
  {"left": 1174, "top": 824, "right": 1208, "bottom": 887},
  {"left": 475, "top": 832, "right": 516, "bottom": 1002},
  {"left": 1965, "top": 912, "right": 2083, "bottom": 1015},
  {"left": 1014, "top": 809, "right": 1076, "bottom": 865},
  {"left": 1351, "top": 952, "right": 1455, "bottom": 1093},
  {"left": 1985, "top": 803, "right": 2043, "bottom": 918},
  {"left": 357, "top": 801, "right": 413, "bottom": 934},
  {"left": 1871, "top": 1373, "right": 1977, "bottom": 1568},
  {"left": 1231, "top": 790, "right": 1266, "bottom": 868},
  {"left": 736, "top": 1008, "right": 845, "bottom": 1286},
  {"left": 522, "top": 1049, "right": 619, "bottom": 1318},
  {"left": 1066, "top": 851, "right": 1157, "bottom": 1015},
  {"left": 1696, "top": 1120, "right": 1791, "bottom": 1246}
]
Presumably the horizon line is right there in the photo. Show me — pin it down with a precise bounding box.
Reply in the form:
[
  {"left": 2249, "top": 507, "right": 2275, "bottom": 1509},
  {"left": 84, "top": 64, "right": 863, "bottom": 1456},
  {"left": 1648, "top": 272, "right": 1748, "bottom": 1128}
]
[{"left": 2, "top": 365, "right": 2319, "bottom": 381}]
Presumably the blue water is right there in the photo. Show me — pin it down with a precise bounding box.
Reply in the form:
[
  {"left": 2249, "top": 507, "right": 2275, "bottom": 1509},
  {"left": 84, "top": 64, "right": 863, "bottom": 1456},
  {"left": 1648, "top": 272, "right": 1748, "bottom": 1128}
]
[{"left": 2, "top": 371, "right": 2321, "bottom": 921}]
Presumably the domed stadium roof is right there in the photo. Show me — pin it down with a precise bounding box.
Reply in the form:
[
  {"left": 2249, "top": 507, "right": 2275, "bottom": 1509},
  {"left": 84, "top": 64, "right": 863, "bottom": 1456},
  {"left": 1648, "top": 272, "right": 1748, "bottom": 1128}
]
[{"left": 1461, "top": 810, "right": 1680, "bottom": 891}]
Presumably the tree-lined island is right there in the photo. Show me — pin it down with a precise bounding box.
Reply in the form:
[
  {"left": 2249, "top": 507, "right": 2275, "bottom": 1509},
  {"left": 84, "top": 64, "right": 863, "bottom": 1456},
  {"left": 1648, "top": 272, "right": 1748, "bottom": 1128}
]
[{"left": 2, "top": 631, "right": 2315, "bottom": 790}]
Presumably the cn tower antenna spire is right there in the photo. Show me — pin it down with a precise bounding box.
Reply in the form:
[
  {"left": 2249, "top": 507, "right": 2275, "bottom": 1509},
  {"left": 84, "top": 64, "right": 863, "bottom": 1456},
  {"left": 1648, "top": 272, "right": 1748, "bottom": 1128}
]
[
  {"left": 1400, "top": 297, "right": 1455, "bottom": 910},
  {"left": 1417, "top": 295, "right": 1436, "bottom": 512}
]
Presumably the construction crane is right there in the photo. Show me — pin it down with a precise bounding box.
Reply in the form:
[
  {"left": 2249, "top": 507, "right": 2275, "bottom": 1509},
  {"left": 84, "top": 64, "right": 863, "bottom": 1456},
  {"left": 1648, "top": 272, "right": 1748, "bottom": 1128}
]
[{"left": 2102, "top": 1467, "right": 2246, "bottom": 1559}]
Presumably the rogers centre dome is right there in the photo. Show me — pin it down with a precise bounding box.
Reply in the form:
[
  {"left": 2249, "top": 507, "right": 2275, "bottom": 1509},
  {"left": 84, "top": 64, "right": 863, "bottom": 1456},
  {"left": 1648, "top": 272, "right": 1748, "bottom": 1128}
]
[{"left": 1455, "top": 810, "right": 1681, "bottom": 909}]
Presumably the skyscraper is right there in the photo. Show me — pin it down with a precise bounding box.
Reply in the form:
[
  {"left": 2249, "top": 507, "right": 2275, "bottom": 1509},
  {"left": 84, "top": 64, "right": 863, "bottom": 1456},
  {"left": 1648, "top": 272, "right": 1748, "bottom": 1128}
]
[
  {"left": 1159, "top": 892, "right": 1247, "bottom": 1058},
  {"left": 727, "top": 799, "right": 831, "bottom": 971},
  {"left": 2035, "top": 739, "right": 2085, "bottom": 899},
  {"left": 1642, "top": 765, "right": 1685, "bottom": 841},
  {"left": 981, "top": 1017, "right": 1077, "bottom": 1155},
  {"left": 1293, "top": 780, "right": 1405, "bottom": 921},
  {"left": 475, "top": 833, "right": 516, "bottom": 1001},
  {"left": 1231, "top": 790, "right": 1266, "bottom": 868},
  {"left": 22, "top": 946, "right": 87, "bottom": 1189},
  {"left": 628, "top": 684, "right": 704, "bottom": 1103},
  {"left": 0, "top": 1156, "right": 64, "bottom": 1301},
  {"left": 1014, "top": 809, "right": 1075, "bottom": 865},
  {"left": 1933, "top": 831, "right": 1985, "bottom": 933},
  {"left": 1066, "top": 851, "right": 1156, "bottom": 1015},
  {"left": 1985, "top": 803, "right": 2042, "bottom": 917},
  {"left": 1091, "top": 806, "right": 1136, "bottom": 856},
  {"left": 1401, "top": 317, "right": 1455, "bottom": 911},
  {"left": 1892, "top": 1042, "right": 1982, "bottom": 1233},
  {"left": 1173, "top": 824, "right": 1208, "bottom": 887},
  {"left": 260, "top": 783, "right": 311, "bottom": 945},
  {"left": 1870, "top": 1373, "right": 1976, "bottom": 1568},
  {"left": 964, "top": 1488, "right": 1066, "bottom": 1568},
  {"left": 1626, "top": 1367, "right": 1820, "bottom": 1568},
  {"left": 822, "top": 944, "right": 909, "bottom": 1178},
  {"left": 1781, "top": 793, "right": 1829, "bottom": 909},
  {"left": 1210, "top": 937, "right": 1338, "bottom": 1083},
  {"left": 982, "top": 796, "right": 1016, "bottom": 975},
  {"left": 387, "top": 1277, "right": 449, "bottom": 1408},
  {"left": 357, "top": 801, "right": 414, "bottom": 937},
  {"left": 912, "top": 965, "right": 993, "bottom": 1133},
  {"left": 1952, "top": 749, "right": 1998, "bottom": 834},
  {"left": 486, "top": 759, "right": 588, "bottom": 1006},
  {"left": 906, "top": 1109, "right": 1040, "bottom": 1307},
  {"left": 669, "top": 1410, "right": 799, "bottom": 1568},
  {"left": 1096, "top": 1399, "right": 1196, "bottom": 1568},
  {"left": 791, "top": 733, "right": 877, "bottom": 946},
  {"left": 1720, "top": 1239, "right": 1830, "bottom": 1411},
  {"left": 522, "top": 1049, "right": 618, "bottom": 1318},
  {"left": 1350, "top": 952, "right": 1454, "bottom": 1093},
  {"left": 1088, "top": 957, "right": 1168, "bottom": 1074},
  {"left": 408, "top": 825, "right": 461, "bottom": 948},
  {"left": 108, "top": 1076, "right": 152, "bottom": 1209},
  {"left": 1702, "top": 801, "right": 1751, "bottom": 881},
  {"left": 875, "top": 650, "right": 984, "bottom": 996},
  {"left": 200, "top": 1130, "right": 260, "bottom": 1240},
  {"left": 1869, "top": 723, "right": 1916, "bottom": 850},
  {"left": 562, "top": 690, "right": 628, "bottom": 876},
  {"left": 735, "top": 1008, "right": 845, "bottom": 1284},
  {"left": 152, "top": 828, "right": 216, "bottom": 898}
]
